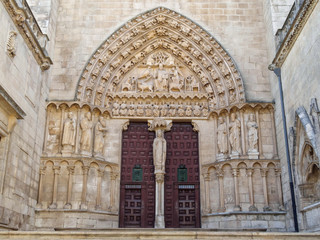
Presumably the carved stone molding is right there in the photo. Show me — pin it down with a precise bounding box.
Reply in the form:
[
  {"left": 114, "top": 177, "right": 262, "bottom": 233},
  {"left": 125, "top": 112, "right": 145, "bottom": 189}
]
[
  {"left": 272, "top": 0, "right": 319, "bottom": 67},
  {"left": 76, "top": 7, "right": 245, "bottom": 109},
  {"left": 1, "top": 0, "right": 52, "bottom": 70},
  {"left": 6, "top": 30, "right": 17, "bottom": 57}
]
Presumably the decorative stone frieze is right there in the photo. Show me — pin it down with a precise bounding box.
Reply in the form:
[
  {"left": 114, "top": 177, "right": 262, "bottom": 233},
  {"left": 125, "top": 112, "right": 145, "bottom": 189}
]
[
  {"left": 272, "top": 0, "right": 319, "bottom": 67},
  {"left": 1, "top": 0, "right": 52, "bottom": 70}
]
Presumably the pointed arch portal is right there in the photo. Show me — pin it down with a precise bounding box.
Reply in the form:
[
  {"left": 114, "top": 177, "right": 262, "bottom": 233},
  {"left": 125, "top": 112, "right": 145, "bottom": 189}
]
[
  {"left": 76, "top": 7, "right": 245, "bottom": 117},
  {"left": 40, "top": 7, "right": 282, "bottom": 231}
]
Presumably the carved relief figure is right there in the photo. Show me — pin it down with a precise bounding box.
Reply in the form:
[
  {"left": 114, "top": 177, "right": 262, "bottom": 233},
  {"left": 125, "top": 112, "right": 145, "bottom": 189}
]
[
  {"left": 217, "top": 117, "right": 228, "bottom": 154},
  {"left": 153, "top": 129, "right": 166, "bottom": 172},
  {"left": 80, "top": 112, "right": 93, "bottom": 152},
  {"left": 47, "top": 120, "right": 60, "bottom": 153},
  {"left": 94, "top": 116, "right": 107, "bottom": 156},
  {"left": 62, "top": 112, "right": 76, "bottom": 149},
  {"left": 154, "top": 63, "right": 168, "bottom": 91},
  {"left": 247, "top": 114, "right": 258, "bottom": 152},
  {"left": 229, "top": 113, "right": 241, "bottom": 154},
  {"left": 169, "top": 66, "right": 183, "bottom": 92}
]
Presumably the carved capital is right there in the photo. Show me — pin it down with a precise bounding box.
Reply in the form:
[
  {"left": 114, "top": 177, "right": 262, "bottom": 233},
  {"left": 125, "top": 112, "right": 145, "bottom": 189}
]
[
  {"left": 122, "top": 120, "right": 130, "bottom": 131},
  {"left": 155, "top": 173, "right": 165, "bottom": 183},
  {"left": 246, "top": 168, "right": 253, "bottom": 177},
  {"left": 40, "top": 166, "right": 46, "bottom": 175},
  {"left": 82, "top": 166, "right": 90, "bottom": 175},
  {"left": 98, "top": 169, "right": 104, "bottom": 177},
  {"left": 53, "top": 166, "right": 61, "bottom": 175},
  {"left": 111, "top": 172, "right": 119, "bottom": 180},
  {"left": 148, "top": 118, "right": 172, "bottom": 132},
  {"left": 232, "top": 169, "right": 239, "bottom": 177},
  {"left": 191, "top": 121, "right": 200, "bottom": 132},
  {"left": 261, "top": 168, "right": 268, "bottom": 177},
  {"left": 67, "top": 166, "right": 75, "bottom": 175}
]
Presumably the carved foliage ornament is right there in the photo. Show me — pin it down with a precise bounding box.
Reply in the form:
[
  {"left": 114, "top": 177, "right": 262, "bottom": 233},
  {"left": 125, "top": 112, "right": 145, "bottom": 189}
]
[{"left": 76, "top": 7, "right": 245, "bottom": 112}]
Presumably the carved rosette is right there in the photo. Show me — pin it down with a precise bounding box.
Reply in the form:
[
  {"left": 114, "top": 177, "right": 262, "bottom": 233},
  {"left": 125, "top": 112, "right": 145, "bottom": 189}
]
[{"left": 76, "top": 7, "right": 245, "bottom": 117}]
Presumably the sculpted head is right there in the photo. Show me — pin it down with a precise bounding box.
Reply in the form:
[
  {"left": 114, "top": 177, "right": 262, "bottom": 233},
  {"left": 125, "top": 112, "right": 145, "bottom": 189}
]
[
  {"left": 86, "top": 112, "right": 91, "bottom": 119},
  {"left": 218, "top": 116, "right": 224, "bottom": 124},
  {"left": 68, "top": 112, "right": 73, "bottom": 119},
  {"left": 231, "top": 112, "right": 237, "bottom": 121}
]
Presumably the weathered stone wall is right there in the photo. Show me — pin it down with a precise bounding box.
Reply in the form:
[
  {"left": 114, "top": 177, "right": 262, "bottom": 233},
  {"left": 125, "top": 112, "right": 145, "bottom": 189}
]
[
  {"left": 49, "top": 0, "right": 273, "bottom": 102},
  {"left": 266, "top": 1, "right": 320, "bottom": 232},
  {"left": 0, "top": 2, "right": 53, "bottom": 229}
]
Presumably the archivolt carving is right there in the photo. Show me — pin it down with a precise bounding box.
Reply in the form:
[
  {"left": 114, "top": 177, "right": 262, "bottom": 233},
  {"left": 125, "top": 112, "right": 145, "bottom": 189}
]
[{"left": 76, "top": 7, "right": 245, "bottom": 113}]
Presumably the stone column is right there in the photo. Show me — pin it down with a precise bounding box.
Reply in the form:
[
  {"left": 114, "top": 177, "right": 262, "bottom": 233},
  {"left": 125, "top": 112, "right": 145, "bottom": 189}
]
[
  {"left": 49, "top": 166, "right": 60, "bottom": 209},
  {"left": 58, "top": 106, "right": 66, "bottom": 154},
  {"left": 203, "top": 172, "right": 211, "bottom": 214},
  {"left": 268, "top": 106, "right": 279, "bottom": 158},
  {"left": 217, "top": 170, "right": 226, "bottom": 212},
  {"left": 233, "top": 168, "right": 241, "bottom": 211},
  {"left": 247, "top": 168, "right": 257, "bottom": 211},
  {"left": 64, "top": 166, "right": 75, "bottom": 209},
  {"left": 240, "top": 109, "right": 246, "bottom": 155},
  {"left": 255, "top": 108, "right": 263, "bottom": 158},
  {"left": 275, "top": 168, "right": 285, "bottom": 210},
  {"left": 261, "top": 168, "right": 271, "bottom": 211},
  {"left": 109, "top": 172, "right": 118, "bottom": 212},
  {"left": 75, "top": 108, "right": 81, "bottom": 154},
  {"left": 36, "top": 166, "right": 46, "bottom": 208},
  {"left": 80, "top": 166, "right": 90, "bottom": 209},
  {"left": 155, "top": 173, "right": 165, "bottom": 228},
  {"left": 96, "top": 169, "right": 104, "bottom": 209}
]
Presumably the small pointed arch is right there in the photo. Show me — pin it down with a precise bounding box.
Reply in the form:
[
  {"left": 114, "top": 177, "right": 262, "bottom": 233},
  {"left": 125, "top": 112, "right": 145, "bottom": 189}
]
[{"left": 76, "top": 7, "right": 246, "bottom": 110}]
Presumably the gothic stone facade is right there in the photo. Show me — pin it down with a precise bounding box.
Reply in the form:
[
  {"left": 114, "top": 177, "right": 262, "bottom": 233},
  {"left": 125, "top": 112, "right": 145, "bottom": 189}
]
[{"left": 0, "top": 0, "right": 319, "bottom": 232}]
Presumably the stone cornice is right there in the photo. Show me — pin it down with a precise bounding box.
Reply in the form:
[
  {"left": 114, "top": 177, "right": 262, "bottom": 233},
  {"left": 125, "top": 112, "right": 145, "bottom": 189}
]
[
  {"left": 272, "top": 0, "right": 319, "bottom": 67},
  {"left": 1, "top": 0, "right": 52, "bottom": 70}
]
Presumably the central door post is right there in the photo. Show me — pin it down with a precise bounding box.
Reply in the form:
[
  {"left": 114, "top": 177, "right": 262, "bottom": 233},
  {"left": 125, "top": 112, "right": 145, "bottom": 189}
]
[{"left": 148, "top": 118, "right": 172, "bottom": 228}]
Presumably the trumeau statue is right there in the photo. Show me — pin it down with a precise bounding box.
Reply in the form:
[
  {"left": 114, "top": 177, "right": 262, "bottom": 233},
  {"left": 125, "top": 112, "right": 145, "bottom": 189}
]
[
  {"left": 217, "top": 116, "right": 228, "bottom": 154},
  {"left": 80, "top": 112, "right": 93, "bottom": 152},
  {"left": 247, "top": 113, "right": 259, "bottom": 152},
  {"left": 229, "top": 113, "right": 241, "bottom": 154},
  {"left": 153, "top": 129, "right": 167, "bottom": 172},
  {"left": 94, "top": 116, "right": 107, "bottom": 156},
  {"left": 62, "top": 112, "right": 76, "bottom": 150}
]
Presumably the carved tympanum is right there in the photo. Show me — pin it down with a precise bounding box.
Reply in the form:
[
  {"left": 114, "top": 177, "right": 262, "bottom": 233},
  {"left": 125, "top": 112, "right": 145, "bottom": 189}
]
[{"left": 76, "top": 7, "right": 245, "bottom": 116}]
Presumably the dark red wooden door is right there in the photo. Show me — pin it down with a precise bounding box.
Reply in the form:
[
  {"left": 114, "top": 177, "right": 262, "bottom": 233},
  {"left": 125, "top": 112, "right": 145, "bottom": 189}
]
[
  {"left": 164, "top": 123, "right": 201, "bottom": 228},
  {"left": 119, "top": 122, "right": 155, "bottom": 228}
]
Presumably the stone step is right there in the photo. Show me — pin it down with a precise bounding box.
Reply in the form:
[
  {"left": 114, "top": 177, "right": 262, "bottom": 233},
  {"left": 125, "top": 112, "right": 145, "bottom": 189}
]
[{"left": 0, "top": 229, "right": 320, "bottom": 239}]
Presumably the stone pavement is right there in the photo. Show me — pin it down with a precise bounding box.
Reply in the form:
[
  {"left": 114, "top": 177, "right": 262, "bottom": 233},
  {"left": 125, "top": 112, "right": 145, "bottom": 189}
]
[{"left": 0, "top": 229, "right": 320, "bottom": 240}]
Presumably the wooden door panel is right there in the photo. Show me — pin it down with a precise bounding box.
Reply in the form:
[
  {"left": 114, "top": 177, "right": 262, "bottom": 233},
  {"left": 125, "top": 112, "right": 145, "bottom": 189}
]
[
  {"left": 164, "top": 123, "right": 201, "bottom": 228},
  {"left": 119, "top": 122, "right": 155, "bottom": 228}
]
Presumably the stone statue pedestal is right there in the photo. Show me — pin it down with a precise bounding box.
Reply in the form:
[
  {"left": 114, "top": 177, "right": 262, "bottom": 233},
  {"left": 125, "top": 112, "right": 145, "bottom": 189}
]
[
  {"left": 230, "top": 152, "right": 239, "bottom": 159},
  {"left": 233, "top": 205, "right": 241, "bottom": 212},
  {"left": 248, "top": 150, "right": 259, "bottom": 159},
  {"left": 216, "top": 154, "right": 227, "bottom": 161},
  {"left": 80, "top": 150, "right": 92, "bottom": 157},
  {"left": 61, "top": 145, "right": 73, "bottom": 156},
  {"left": 93, "top": 153, "right": 105, "bottom": 160}
]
